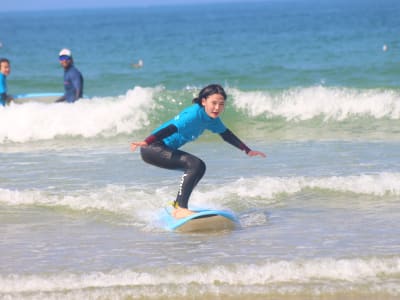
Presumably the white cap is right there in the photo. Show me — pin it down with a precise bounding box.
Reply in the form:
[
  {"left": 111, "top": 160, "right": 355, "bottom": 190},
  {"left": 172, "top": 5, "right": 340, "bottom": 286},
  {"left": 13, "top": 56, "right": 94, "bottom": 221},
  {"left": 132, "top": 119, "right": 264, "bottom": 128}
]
[{"left": 59, "top": 48, "right": 72, "bottom": 57}]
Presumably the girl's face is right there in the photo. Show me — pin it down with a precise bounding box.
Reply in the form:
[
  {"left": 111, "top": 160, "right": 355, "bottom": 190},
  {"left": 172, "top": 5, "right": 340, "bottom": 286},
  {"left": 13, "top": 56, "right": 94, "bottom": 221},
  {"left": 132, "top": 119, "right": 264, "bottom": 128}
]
[
  {"left": 201, "top": 93, "right": 225, "bottom": 119},
  {"left": 0, "top": 62, "right": 10, "bottom": 76}
]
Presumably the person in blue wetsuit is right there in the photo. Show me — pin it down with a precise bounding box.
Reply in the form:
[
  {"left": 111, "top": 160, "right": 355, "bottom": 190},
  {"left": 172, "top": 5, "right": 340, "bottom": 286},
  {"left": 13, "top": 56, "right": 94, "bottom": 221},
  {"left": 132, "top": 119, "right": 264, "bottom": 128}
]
[
  {"left": 0, "top": 58, "right": 13, "bottom": 106},
  {"left": 55, "top": 48, "right": 84, "bottom": 103},
  {"left": 130, "top": 84, "right": 266, "bottom": 219}
]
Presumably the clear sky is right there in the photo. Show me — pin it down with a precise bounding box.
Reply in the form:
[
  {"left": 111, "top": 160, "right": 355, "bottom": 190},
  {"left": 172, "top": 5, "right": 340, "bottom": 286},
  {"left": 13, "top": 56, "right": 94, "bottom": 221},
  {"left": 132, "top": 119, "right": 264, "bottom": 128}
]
[{"left": 2, "top": 0, "right": 256, "bottom": 11}]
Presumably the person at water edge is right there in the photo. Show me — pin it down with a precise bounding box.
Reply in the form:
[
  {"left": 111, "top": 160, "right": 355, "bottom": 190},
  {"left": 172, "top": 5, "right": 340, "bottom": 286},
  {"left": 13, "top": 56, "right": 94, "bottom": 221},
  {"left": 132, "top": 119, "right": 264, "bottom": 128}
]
[
  {"left": 130, "top": 84, "right": 266, "bottom": 219},
  {"left": 0, "top": 58, "right": 13, "bottom": 106},
  {"left": 131, "top": 59, "right": 143, "bottom": 68},
  {"left": 55, "top": 48, "right": 84, "bottom": 103}
]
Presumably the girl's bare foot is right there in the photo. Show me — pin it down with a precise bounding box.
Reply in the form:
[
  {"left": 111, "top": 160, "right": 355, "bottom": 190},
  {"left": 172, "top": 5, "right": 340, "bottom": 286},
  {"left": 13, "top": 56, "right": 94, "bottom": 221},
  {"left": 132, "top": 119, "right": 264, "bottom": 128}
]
[{"left": 172, "top": 207, "right": 195, "bottom": 219}]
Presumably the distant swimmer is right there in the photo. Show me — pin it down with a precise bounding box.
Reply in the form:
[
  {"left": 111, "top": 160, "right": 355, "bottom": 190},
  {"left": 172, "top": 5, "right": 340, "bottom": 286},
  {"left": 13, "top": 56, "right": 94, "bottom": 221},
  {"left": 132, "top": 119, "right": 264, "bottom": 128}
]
[
  {"left": 55, "top": 48, "right": 84, "bottom": 103},
  {"left": 382, "top": 44, "right": 388, "bottom": 52},
  {"left": 0, "top": 58, "right": 13, "bottom": 106},
  {"left": 132, "top": 59, "right": 144, "bottom": 69}
]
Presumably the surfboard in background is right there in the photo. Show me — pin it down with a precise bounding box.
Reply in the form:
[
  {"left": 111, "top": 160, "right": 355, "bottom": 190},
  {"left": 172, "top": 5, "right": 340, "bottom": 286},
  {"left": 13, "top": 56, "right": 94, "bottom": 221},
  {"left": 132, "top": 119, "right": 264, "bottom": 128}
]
[
  {"left": 160, "top": 206, "right": 239, "bottom": 233},
  {"left": 13, "top": 93, "right": 64, "bottom": 104}
]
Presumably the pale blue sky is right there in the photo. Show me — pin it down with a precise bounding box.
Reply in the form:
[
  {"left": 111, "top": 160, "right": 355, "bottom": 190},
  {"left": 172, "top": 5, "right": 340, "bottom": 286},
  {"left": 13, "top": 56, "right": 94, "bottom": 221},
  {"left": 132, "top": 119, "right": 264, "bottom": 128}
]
[{"left": 2, "top": 0, "right": 259, "bottom": 11}]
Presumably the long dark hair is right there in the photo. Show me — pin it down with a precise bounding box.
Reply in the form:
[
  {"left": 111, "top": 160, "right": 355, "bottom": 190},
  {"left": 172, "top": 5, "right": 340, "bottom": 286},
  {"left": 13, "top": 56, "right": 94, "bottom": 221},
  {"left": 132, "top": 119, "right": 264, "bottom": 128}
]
[{"left": 192, "top": 84, "right": 227, "bottom": 105}]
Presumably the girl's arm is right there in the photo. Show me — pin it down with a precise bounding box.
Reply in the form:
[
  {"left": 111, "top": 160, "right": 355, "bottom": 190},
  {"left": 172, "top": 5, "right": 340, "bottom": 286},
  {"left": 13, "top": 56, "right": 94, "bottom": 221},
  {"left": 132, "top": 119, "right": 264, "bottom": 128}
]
[
  {"left": 130, "top": 124, "right": 177, "bottom": 152},
  {"left": 144, "top": 124, "right": 177, "bottom": 145},
  {"left": 220, "top": 129, "right": 266, "bottom": 157}
]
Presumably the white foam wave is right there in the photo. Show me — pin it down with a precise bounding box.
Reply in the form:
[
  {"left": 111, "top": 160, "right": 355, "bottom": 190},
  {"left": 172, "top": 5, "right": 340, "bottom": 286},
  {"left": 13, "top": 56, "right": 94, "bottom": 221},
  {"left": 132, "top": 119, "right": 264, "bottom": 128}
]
[
  {"left": 0, "top": 87, "right": 156, "bottom": 144},
  {"left": 193, "top": 172, "right": 400, "bottom": 209},
  {"left": 2, "top": 86, "right": 399, "bottom": 144},
  {"left": 0, "top": 185, "right": 179, "bottom": 231},
  {"left": 230, "top": 86, "right": 400, "bottom": 120},
  {"left": 1, "top": 256, "right": 399, "bottom": 296},
  {"left": 0, "top": 185, "right": 171, "bottom": 228},
  {"left": 1, "top": 173, "right": 399, "bottom": 217}
]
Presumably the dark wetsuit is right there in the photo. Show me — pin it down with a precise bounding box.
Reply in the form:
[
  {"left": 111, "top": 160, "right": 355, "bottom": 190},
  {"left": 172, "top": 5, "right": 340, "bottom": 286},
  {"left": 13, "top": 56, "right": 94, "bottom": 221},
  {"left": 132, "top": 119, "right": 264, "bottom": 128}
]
[
  {"left": 63, "top": 65, "right": 83, "bottom": 103},
  {"left": 140, "top": 104, "right": 251, "bottom": 208}
]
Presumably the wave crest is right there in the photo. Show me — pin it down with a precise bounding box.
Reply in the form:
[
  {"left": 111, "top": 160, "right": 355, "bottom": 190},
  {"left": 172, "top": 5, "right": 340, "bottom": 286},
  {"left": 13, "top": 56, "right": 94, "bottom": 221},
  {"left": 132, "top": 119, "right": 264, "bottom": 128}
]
[
  {"left": 2, "top": 86, "right": 400, "bottom": 144},
  {"left": 1, "top": 173, "right": 399, "bottom": 215},
  {"left": 230, "top": 86, "right": 400, "bottom": 120},
  {"left": 0, "top": 87, "right": 156, "bottom": 143},
  {"left": 1, "top": 257, "right": 399, "bottom": 297}
]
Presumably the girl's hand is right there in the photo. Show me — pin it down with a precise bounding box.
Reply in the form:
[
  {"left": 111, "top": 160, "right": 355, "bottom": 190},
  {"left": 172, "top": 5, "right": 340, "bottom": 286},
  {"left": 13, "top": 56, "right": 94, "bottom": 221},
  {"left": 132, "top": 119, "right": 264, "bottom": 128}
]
[
  {"left": 130, "top": 141, "right": 148, "bottom": 152},
  {"left": 247, "top": 150, "right": 266, "bottom": 158}
]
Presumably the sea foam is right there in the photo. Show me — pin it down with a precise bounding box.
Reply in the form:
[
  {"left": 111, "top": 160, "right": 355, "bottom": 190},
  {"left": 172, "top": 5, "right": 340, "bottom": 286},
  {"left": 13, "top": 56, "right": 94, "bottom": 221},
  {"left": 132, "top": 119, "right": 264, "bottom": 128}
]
[
  {"left": 230, "top": 86, "right": 400, "bottom": 120},
  {"left": 1, "top": 256, "right": 399, "bottom": 297},
  {"left": 1, "top": 86, "right": 400, "bottom": 144},
  {"left": 1, "top": 172, "right": 399, "bottom": 215},
  {"left": 0, "top": 87, "right": 155, "bottom": 144}
]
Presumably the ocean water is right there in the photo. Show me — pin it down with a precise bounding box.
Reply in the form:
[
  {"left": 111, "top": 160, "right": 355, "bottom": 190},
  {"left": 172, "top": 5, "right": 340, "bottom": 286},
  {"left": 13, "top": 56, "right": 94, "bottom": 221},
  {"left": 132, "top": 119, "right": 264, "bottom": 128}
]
[{"left": 1, "top": 1, "right": 400, "bottom": 299}]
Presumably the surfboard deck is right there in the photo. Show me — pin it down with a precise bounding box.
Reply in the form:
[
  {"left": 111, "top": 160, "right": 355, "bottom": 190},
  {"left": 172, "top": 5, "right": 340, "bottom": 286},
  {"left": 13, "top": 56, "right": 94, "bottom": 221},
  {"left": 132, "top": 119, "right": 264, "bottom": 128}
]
[
  {"left": 160, "top": 207, "right": 239, "bottom": 233},
  {"left": 13, "top": 93, "right": 64, "bottom": 104}
]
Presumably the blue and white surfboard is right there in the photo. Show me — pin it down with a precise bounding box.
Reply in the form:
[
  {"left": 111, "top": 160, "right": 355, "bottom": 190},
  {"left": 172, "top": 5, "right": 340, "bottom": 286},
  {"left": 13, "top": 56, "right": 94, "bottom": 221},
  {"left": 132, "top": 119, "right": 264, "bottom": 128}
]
[
  {"left": 13, "top": 93, "right": 89, "bottom": 104},
  {"left": 13, "top": 93, "right": 64, "bottom": 104},
  {"left": 160, "top": 206, "right": 239, "bottom": 232}
]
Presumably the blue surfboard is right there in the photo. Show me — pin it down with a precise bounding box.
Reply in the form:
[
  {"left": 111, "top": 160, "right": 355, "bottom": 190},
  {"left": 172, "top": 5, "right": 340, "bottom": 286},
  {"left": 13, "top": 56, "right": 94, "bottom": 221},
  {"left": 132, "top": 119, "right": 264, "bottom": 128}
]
[
  {"left": 160, "top": 206, "right": 239, "bottom": 232},
  {"left": 13, "top": 93, "right": 89, "bottom": 104},
  {"left": 13, "top": 93, "right": 64, "bottom": 104},
  {"left": 14, "top": 92, "right": 64, "bottom": 99}
]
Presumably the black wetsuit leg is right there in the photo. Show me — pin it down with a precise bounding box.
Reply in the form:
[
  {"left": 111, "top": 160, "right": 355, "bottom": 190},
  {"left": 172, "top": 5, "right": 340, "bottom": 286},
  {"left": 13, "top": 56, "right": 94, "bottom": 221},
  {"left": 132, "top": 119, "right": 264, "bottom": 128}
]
[{"left": 140, "top": 142, "right": 206, "bottom": 208}]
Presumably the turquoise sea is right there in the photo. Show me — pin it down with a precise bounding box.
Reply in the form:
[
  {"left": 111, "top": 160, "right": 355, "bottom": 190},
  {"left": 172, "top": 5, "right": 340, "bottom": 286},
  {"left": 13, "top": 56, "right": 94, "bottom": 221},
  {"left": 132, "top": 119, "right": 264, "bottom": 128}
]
[{"left": 1, "top": 1, "right": 400, "bottom": 299}]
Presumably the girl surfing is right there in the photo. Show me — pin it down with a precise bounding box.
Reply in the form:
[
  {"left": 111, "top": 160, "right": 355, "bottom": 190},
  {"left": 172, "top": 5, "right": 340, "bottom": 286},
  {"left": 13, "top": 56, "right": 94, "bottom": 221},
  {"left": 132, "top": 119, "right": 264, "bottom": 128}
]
[{"left": 130, "top": 84, "right": 266, "bottom": 219}]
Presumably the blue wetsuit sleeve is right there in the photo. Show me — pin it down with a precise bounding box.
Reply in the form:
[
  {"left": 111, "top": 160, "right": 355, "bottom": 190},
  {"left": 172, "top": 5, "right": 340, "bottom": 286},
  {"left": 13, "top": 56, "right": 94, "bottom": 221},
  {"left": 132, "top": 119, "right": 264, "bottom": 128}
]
[
  {"left": 0, "top": 74, "right": 6, "bottom": 94},
  {"left": 145, "top": 124, "right": 178, "bottom": 144},
  {"left": 0, "top": 93, "right": 6, "bottom": 106},
  {"left": 220, "top": 129, "right": 252, "bottom": 154},
  {"left": 71, "top": 71, "right": 83, "bottom": 99}
]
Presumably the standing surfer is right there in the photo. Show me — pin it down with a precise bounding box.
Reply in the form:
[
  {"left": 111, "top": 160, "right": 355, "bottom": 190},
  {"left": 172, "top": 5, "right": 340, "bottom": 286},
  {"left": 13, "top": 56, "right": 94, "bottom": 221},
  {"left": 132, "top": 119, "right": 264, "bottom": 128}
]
[{"left": 130, "top": 84, "right": 266, "bottom": 219}]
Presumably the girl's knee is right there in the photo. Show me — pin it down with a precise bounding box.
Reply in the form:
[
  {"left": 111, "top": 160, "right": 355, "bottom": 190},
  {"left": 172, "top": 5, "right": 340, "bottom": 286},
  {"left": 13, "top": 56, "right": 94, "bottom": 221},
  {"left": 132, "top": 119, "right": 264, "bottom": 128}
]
[{"left": 192, "top": 158, "right": 206, "bottom": 176}]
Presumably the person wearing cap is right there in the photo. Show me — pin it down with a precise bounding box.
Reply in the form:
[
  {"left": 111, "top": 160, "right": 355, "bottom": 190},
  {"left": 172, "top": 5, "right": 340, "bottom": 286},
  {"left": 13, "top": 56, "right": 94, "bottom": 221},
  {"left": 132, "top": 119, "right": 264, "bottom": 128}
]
[
  {"left": 0, "top": 58, "right": 13, "bottom": 106},
  {"left": 56, "top": 48, "right": 84, "bottom": 103}
]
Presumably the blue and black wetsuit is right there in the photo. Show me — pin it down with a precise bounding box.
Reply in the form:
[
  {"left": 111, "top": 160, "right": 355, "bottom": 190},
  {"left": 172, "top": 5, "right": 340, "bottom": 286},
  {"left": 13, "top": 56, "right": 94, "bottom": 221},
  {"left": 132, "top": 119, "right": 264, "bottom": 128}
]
[
  {"left": 63, "top": 65, "right": 83, "bottom": 103},
  {"left": 140, "top": 104, "right": 251, "bottom": 209},
  {"left": 0, "top": 73, "right": 7, "bottom": 106}
]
